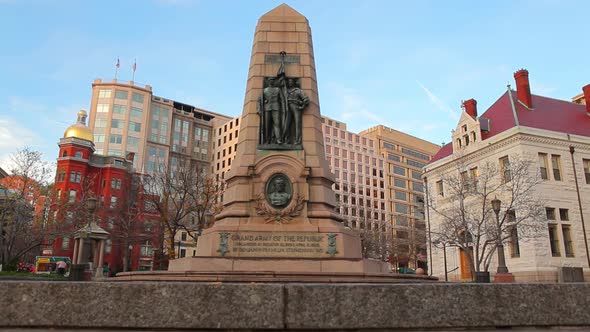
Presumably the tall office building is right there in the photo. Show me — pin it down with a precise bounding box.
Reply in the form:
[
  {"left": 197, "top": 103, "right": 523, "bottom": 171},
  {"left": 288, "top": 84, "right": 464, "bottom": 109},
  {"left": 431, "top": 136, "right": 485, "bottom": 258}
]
[
  {"left": 87, "top": 79, "right": 232, "bottom": 259},
  {"left": 88, "top": 79, "right": 232, "bottom": 174},
  {"left": 359, "top": 125, "right": 440, "bottom": 268}
]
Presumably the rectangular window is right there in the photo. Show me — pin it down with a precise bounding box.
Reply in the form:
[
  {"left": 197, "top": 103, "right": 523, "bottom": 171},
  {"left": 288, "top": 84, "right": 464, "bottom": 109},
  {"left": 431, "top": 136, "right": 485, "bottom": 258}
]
[
  {"left": 551, "top": 155, "right": 562, "bottom": 181},
  {"left": 401, "top": 147, "right": 430, "bottom": 161},
  {"left": 393, "top": 178, "right": 406, "bottom": 188},
  {"left": 470, "top": 167, "right": 478, "bottom": 188},
  {"left": 110, "top": 178, "right": 121, "bottom": 189},
  {"left": 94, "top": 134, "right": 105, "bottom": 143},
  {"left": 412, "top": 171, "right": 422, "bottom": 180},
  {"left": 109, "top": 134, "right": 123, "bottom": 144},
  {"left": 131, "top": 107, "right": 143, "bottom": 118},
  {"left": 500, "top": 156, "right": 511, "bottom": 183},
  {"left": 388, "top": 154, "right": 401, "bottom": 162},
  {"left": 538, "top": 153, "right": 548, "bottom": 180},
  {"left": 132, "top": 92, "right": 144, "bottom": 103},
  {"left": 96, "top": 103, "right": 110, "bottom": 113},
  {"left": 406, "top": 159, "right": 426, "bottom": 168},
  {"left": 62, "top": 237, "right": 70, "bottom": 249},
  {"left": 509, "top": 226, "right": 520, "bottom": 258},
  {"left": 140, "top": 243, "right": 153, "bottom": 256},
  {"left": 383, "top": 142, "right": 395, "bottom": 150},
  {"left": 110, "top": 196, "right": 118, "bottom": 208},
  {"left": 181, "top": 232, "right": 187, "bottom": 241},
  {"left": 127, "top": 136, "right": 139, "bottom": 146},
  {"left": 395, "top": 204, "right": 408, "bottom": 214},
  {"left": 105, "top": 239, "right": 112, "bottom": 253},
  {"left": 128, "top": 121, "right": 141, "bottom": 132},
  {"left": 395, "top": 191, "right": 407, "bottom": 201},
  {"left": 412, "top": 182, "right": 424, "bottom": 192},
  {"left": 436, "top": 180, "right": 444, "bottom": 197},
  {"left": 180, "top": 249, "right": 186, "bottom": 258},
  {"left": 95, "top": 119, "right": 107, "bottom": 128},
  {"left": 393, "top": 166, "right": 406, "bottom": 176},
  {"left": 98, "top": 89, "right": 111, "bottom": 98},
  {"left": 559, "top": 208, "right": 569, "bottom": 221},
  {"left": 562, "top": 225, "right": 574, "bottom": 257},
  {"left": 111, "top": 119, "right": 123, "bottom": 129},
  {"left": 69, "top": 190, "right": 76, "bottom": 203},
  {"left": 461, "top": 171, "right": 469, "bottom": 190},
  {"left": 584, "top": 159, "right": 590, "bottom": 184},
  {"left": 546, "top": 207, "right": 556, "bottom": 220},
  {"left": 548, "top": 224, "right": 561, "bottom": 257},
  {"left": 115, "top": 89, "right": 128, "bottom": 99},
  {"left": 113, "top": 104, "right": 126, "bottom": 115}
]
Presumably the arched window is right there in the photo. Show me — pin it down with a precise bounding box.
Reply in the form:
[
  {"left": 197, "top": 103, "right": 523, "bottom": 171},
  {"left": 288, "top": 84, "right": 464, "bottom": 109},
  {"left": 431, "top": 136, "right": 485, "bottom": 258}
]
[
  {"left": 62, "top": 150, "right": 67, "bottom": 157},
  {"left": 75, "top": 151, "right": 83, "bottom": 158}
]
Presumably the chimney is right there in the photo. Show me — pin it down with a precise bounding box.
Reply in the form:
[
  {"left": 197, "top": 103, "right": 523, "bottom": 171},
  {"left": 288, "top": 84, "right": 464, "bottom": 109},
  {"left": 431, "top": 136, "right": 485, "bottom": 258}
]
[
  {"left": 514, "top": 69, "right": 533, "bottom": 108},
  {"left": 463, "top": 99, "right": 477, "bottom": 117},
  {"left": 583, "top": 84, "right": 590, "bottom": 115}
]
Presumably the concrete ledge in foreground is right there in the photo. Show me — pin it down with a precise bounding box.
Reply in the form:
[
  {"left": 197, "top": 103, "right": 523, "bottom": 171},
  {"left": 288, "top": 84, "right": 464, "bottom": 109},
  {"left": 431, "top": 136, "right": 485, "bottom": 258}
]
[{"left": 0, "top": 282, "right": 589, "bottom": 330}]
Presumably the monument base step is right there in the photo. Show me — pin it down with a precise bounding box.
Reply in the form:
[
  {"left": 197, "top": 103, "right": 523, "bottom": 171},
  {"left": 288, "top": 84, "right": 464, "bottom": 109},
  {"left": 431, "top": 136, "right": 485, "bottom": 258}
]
[
  {"left": 113, "top": 270, "right": 437, "bottom": 283},
  {"left": 113, "top": 256, "right": 437, "bottom": 283}
]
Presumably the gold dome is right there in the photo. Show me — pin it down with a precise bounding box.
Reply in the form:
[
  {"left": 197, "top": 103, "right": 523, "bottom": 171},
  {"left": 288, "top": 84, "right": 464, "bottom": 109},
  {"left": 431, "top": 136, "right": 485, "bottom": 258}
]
[{"left": 64, "top": 110, "right": 93, "bottom": 142}]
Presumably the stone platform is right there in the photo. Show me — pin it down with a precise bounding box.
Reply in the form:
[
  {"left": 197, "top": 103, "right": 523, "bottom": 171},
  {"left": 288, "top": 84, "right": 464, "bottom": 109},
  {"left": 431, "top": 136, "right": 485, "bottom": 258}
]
[
  {"left": 114, "top": 256, "right": 436, "bottom": 282},
  {"left": 113, "top": 270, "right": 436, "bottom": 283},
  {"left": 2, "top": 282, "right": 589, "bottom": 330}
]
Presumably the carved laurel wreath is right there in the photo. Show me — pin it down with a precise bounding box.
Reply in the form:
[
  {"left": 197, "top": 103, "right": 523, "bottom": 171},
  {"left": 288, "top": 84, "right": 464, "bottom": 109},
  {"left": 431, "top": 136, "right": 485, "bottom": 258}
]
[{"left": 255, "top": 192, "right": 305, "bottom": 224}]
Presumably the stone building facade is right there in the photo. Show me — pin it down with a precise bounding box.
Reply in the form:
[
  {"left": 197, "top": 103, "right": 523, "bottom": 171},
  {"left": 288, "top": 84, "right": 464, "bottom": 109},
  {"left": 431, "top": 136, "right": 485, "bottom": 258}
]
[{"left": 424, "top": 69, "right": 590, "bottom": 282}]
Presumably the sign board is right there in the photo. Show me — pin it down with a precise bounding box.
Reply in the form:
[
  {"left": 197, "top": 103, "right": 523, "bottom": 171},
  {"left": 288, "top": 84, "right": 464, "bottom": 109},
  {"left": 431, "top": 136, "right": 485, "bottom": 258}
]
[{"left": 222, "top": 232, "right": 337, "bottom": 258}]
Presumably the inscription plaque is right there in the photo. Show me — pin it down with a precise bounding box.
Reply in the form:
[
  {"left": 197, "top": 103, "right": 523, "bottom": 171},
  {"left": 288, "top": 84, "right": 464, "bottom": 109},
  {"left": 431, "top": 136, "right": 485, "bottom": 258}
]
[
  {"left": 225, "top": 232, "right": 335, "bottom": 258},
  {"left": 264, "top": 54, "right": 300, "bottom": 64}
]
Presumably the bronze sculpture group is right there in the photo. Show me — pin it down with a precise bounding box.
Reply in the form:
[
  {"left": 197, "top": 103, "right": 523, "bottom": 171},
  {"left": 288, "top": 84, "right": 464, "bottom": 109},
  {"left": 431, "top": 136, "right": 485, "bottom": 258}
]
[{"left": 257, "top": 53, "right": 309, "bottom": 149}]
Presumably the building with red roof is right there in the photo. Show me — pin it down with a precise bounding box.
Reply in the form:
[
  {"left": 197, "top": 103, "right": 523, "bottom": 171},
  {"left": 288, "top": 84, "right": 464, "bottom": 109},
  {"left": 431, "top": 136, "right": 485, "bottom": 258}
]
[{"left": 424, "top": 69, "right": 590, "bottom": 282}]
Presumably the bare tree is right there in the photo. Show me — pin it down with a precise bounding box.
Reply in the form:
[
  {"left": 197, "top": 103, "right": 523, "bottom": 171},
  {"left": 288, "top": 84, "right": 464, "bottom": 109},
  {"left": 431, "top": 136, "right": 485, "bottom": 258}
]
[
  {"left": 108, "top": 173, "right": 159, "bottom": 272},
  {"left": 0, "top": 147, "right": 53, "bottom": 267},
  {"left": 427, "top": 155, "right": 546, "bottom": 277},
  {"left": 141, "top": 156, "right": 223, "bottom": 259}
]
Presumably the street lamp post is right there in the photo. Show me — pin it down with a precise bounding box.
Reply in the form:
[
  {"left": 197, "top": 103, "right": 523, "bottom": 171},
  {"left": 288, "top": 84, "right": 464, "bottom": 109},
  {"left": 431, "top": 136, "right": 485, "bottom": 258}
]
[{"left": 491, "top": 197, "right": 509, "bottom": 274}]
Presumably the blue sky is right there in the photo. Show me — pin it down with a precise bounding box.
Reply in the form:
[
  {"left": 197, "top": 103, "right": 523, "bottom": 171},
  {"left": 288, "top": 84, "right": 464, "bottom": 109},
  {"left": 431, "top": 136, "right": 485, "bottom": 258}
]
[{"left": 1, "top": 0, "right": 589, "bottom": 169}]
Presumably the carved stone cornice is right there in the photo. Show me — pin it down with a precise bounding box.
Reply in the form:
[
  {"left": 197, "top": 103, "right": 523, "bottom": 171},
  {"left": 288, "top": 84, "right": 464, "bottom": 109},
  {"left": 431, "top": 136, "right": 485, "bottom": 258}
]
[{"left": 425, "top": 131, "right": 590, "bottom": 176}]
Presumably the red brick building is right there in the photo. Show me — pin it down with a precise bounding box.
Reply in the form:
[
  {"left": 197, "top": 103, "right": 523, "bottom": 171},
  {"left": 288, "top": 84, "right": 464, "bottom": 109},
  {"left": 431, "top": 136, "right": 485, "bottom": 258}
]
[{"left": 48, "top": 110, "right": 160, "bottom": 273}]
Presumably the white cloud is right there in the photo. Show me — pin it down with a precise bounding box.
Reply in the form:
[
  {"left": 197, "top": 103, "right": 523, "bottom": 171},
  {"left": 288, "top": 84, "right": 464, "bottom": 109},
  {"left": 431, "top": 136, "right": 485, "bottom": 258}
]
[
  {"left": 0, "top": 117, "right": 35, "bottom": 150},
  {"left": 324, "top": 84, "right": 386, "bottom": 133},
  {"left": 416, "top": 80, "right": 459, "bottom": 120},
  {"left": 0, "top": 117, "right": 37, "bottom": 172}
]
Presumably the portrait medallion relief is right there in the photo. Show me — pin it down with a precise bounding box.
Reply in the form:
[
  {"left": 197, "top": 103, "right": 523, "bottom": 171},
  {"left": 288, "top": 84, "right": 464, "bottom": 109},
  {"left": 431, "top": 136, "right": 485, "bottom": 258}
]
[{"left": 265, "top": 173, "right": 293, "bottom": 208}]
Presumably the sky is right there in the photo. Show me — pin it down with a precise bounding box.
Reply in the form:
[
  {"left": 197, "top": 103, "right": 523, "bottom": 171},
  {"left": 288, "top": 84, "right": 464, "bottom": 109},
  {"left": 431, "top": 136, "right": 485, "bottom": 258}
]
[{"left": 1, "top": 0, "right": 589, "bottom": 171}]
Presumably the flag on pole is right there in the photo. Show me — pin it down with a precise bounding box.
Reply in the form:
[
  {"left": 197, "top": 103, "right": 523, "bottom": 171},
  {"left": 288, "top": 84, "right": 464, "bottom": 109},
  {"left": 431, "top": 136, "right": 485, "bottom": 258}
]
[
  {"left": 115, "top": 57, "right": 120, "bottom": 79},
  {"left": 132, "top": 58, "right": 137, "bottom": 81}
]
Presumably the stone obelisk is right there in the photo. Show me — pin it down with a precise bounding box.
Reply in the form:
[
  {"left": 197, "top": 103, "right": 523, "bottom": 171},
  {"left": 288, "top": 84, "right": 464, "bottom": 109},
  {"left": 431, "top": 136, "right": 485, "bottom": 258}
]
[{"left": 171, "top": 4, "right": 388, "bottom": 274}]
